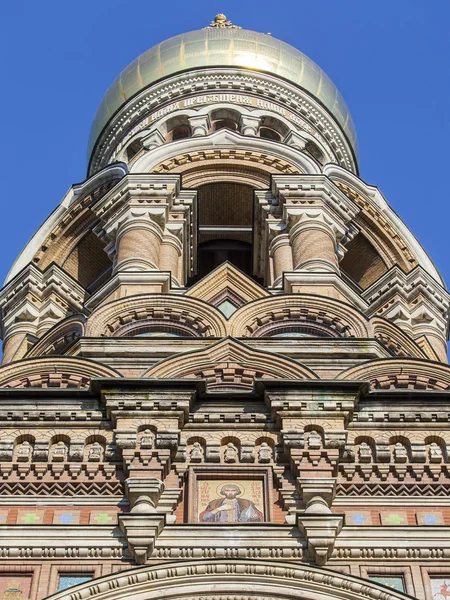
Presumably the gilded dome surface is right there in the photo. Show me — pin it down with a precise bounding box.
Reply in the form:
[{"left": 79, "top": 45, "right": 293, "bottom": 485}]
[{"left": 88, "top": 25, "right": 357, "bottom": 159}]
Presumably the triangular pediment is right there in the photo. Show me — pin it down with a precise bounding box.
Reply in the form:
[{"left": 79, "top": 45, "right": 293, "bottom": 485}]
[{"left": 186, "top": 262, "right": 269, "bottom": 316}]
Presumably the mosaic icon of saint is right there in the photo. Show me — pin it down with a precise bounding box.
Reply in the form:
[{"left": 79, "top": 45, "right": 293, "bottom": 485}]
[{"left": 199, "top": 483, "right": 263, "bottom": 523}]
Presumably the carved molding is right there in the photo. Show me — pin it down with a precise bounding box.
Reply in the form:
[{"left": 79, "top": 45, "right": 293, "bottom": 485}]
[{"left": 45, "top": 558, "right": 411, "bottom": 600}]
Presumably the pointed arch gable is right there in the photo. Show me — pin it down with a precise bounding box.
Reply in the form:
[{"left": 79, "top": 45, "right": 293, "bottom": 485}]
[
  {"left": 44, "top": 559, "right": 412, "bottom": 600},
  {"left": 186, "top": 261, "right": 269, "bottom": 305},
  {"left": 143, "top": 337, "right": 318, "bottom": 390}
]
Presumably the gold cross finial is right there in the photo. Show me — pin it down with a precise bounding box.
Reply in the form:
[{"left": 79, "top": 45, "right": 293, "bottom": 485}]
[{"left": 205, "top": 14, "right": 242, "bottom": 29}]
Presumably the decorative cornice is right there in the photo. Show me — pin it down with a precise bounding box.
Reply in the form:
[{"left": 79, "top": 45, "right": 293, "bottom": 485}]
[{"left": 89, "top": 69, "right": 357, "bottom": 175}]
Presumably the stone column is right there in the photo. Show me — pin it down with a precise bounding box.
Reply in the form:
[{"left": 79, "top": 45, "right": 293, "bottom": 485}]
[
  {"left": 188, "top": 115, "right": 210, "bottom": 137},
  {"left": 90, "top": 174, "right": 185, "bottom": 303},
  {"left": 289, "top": 210, "right": 339, "bottom": 273},
  {"left": 271, "top": 175, "right": 358, "bottom": 280},
  {"left": 269, "top": 234, "right": 293, "bottom": 285},
  {"left": 2, "top": 332, "right": 29, "bottom": 364},
  {"left": 240, "top": 115, "right": 261, "bottom": 136},
  {"left": 421, "top": 333, "right": 448, "bottom": 363},
  {"left": 0, "top": 264, "right": 86, "bottom": 364},
  {"left": 115, "top": 214, "right": 163, "bottom": 273},
  {"left": 160, "top": 233, "right": 183, "bottom": 286},
  {"left": 141, "top": 129, "right": 165, "bottom": 150}
]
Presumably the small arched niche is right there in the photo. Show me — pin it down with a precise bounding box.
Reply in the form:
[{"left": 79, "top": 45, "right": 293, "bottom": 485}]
[
  {"left": 165, "top": 115, "right": 192, "bottom": 142},
  {"left": 259, "top": 115, "right": 289, "bottom": 142},
  {"left": 126, "top": 138, "right": 144, "bottom": 162},
  {"left": 210, "top": 107, "right": 240, "bottom": 132}
]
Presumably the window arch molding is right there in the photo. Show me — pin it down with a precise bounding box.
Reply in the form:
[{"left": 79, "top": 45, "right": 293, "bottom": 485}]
[{"left": 44, "top": 559, "right": 414, "bottom": 600}]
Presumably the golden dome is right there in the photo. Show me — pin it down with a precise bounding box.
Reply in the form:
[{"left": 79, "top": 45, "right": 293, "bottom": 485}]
[{"left": 88, "top": 22, "right": 357, "bottom": 160}]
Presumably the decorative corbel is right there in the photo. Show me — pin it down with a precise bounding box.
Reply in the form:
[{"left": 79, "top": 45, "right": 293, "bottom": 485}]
[
  {"left": 118, "top": 513, "right": 166, "bottom": 564},
  {"left": 119, "top": 477, "right": 167, "bottom": 564},
  {"left": 296, "top": 477, "right": 343, "bottom": 565}
]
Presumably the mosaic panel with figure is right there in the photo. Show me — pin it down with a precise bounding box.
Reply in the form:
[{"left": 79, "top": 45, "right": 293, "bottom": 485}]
[{"left": 198, "top": 479, "right": 265, "bottom": 523}]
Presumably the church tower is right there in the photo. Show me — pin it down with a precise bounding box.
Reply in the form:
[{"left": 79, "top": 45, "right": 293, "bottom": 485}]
[{"left": 0, "top": 14, "right": 449, "bottom": 600}]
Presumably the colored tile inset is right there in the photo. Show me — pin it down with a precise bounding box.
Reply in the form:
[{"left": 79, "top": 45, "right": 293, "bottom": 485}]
[
  {"left": 58, "top": 574, "right": 92, "bottom": 592},
  {"left": 417, "top": 511, "right": 444, "bottom": 526},
  {"left": 89, "top": 511, "right": 116, "bottom": 525},
  {"left": 379, "top": 511, "right": 407, "bottom": 526},
  {"left": 0, "top": 575, "right": 32, "bottom": 598},
  {"left": 53, "top": 510, "right": 81, "bottom": 525},
  {"left": 0, "top": 509, "right": 9, "bottom": 524},
  {"left": 370, "top": 576, "right": 405, "bottom": 592},
  {"left": 346, "top": 511, "right": 372, "bottom": 526},
  {"left": 431, "top": 578, "right": 450, "bottom": 600},
  {"left": 17, "top": 509, "right": 45, "bottom": 525}
]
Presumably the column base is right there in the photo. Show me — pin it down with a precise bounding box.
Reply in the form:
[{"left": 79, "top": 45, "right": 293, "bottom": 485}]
[
  {"left": 283, "top": 271, "right": 368, "bottom": 311},
  {"left": 86, "top": 271, "right": 172, "bottom": 310}
]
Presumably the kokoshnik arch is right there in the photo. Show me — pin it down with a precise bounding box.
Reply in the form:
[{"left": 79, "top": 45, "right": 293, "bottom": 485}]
[{"left": 0, "top": 12, "right": 449, "bottom": 600}]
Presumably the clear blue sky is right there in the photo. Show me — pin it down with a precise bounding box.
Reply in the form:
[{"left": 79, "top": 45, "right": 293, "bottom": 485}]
[{"left": 1, "top": 0, "right": 449, "bottom": 290}]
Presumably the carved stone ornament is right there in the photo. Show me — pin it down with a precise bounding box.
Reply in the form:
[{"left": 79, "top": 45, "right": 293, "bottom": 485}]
[
  {"left": 224, "top": 442, "right": 238, "bottom": 463},
  {"left": 118, "top": 513, "right": 165, "bottom": 564},
  {"left": 125, "top": 477, "right": 165, "bottom": 513},
  {"left": 189, "top": 442, "right": 204, "bottom": 462}
]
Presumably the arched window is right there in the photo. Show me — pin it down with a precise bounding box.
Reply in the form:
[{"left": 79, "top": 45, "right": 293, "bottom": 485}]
[
  {"left": 113, "top": 323, "right": 196, "bottom": 338},
  {"left": 210, "top": 108, "right": 240, "bottom": 133},
  {"left": 304, "top": 140, "right": 324, "bottom": 163}
]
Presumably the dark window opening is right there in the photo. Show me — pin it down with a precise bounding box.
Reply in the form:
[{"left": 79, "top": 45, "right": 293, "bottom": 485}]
[
  {"left": 259, "top": 127, "right": 282, "bottom": 142},
  {"left": 170, "top": 125, "right": 191, "bottom": 141},
  {"left": 126, "top": 139, "right": 143, "bottom": 161},
  {"left": 188, "top": 182, "right": 263, "bottom": 286},
  {"left": 196, "top": 240, "right": 252, "bottom": 280},
  {"left": 304, "top": 140, "right": 324, "bottom": 162},
  {"left": 213, "top": 119, "right": 238, "bottom": 132}
]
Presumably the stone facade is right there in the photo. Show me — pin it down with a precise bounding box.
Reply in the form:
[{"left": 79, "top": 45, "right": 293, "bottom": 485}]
[{"left": 0, "top": 14, "right": 449, "bottom": 600}]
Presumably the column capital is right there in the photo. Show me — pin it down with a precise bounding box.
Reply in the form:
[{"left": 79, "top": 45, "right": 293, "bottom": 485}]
[
  {"left": 240, "top": 114, "right": 261, "bottom": 136},
  {"left": 141, "top": 128, "right": 166, "bottom": 150},
  {"left": 271, "top": 174, "right": 359, "bottom": 224},
  {"left": 188, "top": 114, "right": 210, "bottom": 136},
  {"left": 92, "top": 173, "right": 182, "bottom": 234}
]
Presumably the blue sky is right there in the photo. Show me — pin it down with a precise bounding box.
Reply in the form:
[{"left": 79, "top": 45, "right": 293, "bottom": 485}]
[{"left": 1, "top": 0, "right": 449, "bottom": 291}]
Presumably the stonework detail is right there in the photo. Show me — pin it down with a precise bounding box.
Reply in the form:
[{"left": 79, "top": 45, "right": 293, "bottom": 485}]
[{"left": 0, "top": 12, "right": 449, "bottom": 600}]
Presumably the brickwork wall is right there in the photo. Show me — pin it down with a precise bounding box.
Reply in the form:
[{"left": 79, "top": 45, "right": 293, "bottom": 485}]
[{"left": 62, "top": 231, "right": 111, "bottom": 288}]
